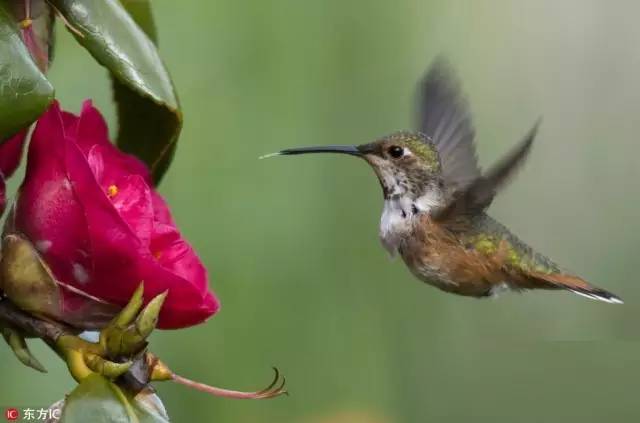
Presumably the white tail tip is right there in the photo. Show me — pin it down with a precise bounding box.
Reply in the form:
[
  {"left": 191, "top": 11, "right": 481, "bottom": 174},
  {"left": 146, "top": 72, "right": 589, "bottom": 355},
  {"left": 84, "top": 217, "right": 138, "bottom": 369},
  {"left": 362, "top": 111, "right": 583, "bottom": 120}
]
[{"left": 569, "top": 289, "right": 624, "bottom": 304}]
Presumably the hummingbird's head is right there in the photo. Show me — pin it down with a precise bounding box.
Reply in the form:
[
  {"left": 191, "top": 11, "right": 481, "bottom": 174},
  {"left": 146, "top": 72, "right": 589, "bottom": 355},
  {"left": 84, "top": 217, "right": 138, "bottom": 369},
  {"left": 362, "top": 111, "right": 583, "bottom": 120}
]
[
  {"left": 264, "top": 131, "right": 443, "bottom": 200},
  {"left": 357, "top": 132, "right": 442, "bottom": 199}
]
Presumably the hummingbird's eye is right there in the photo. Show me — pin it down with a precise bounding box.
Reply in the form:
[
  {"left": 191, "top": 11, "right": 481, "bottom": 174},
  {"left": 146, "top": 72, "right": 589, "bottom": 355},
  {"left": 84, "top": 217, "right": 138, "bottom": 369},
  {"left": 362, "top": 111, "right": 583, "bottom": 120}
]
[{"left": 388, "top": 145, "right": 404, "bottom": 158}]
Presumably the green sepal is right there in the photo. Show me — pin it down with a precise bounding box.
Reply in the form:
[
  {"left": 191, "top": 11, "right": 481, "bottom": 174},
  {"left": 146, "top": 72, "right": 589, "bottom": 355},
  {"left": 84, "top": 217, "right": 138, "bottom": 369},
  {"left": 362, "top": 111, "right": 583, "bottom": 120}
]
[
  {"left": 56, "top": 284, "right": 165, "bottom": 384},
  {"left": 0, "top": 324, "right": 47, "bottom": 373},
  {"left": 101, "top": 284, "right": 165, "bottom": 358},
  {"left": 50, "top": 0, "right": 181, "bottom": 184},
  {"left": 0, "top": 234, "right": 61, "bottom": 317},
  {"left": 0, "top": 1, "right": 54, "bottom": 142}
]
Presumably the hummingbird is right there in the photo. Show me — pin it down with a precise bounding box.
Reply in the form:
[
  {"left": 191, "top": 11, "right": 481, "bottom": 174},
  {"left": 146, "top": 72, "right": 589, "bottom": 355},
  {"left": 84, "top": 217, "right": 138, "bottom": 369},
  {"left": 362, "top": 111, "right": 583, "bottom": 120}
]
[{"left": 263, "top": 59, "right": 622, "bottom": 304}]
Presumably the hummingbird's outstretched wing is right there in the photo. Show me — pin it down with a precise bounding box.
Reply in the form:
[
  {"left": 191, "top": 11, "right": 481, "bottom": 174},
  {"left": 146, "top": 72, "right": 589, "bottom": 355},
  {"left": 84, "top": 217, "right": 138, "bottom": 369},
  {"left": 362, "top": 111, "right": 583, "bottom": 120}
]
[
  {"left": 416, "top": 58, "right": 480, "bottom": 191},
  {"left": 432, "top": 120, "right": 540, "bottom": 222}
]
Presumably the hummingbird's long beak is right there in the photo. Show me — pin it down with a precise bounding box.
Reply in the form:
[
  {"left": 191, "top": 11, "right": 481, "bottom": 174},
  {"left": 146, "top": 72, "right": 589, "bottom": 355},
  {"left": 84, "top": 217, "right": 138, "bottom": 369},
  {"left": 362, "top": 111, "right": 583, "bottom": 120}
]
[{"left": 260, "top": 145, "right": 363, "bottom": 159}]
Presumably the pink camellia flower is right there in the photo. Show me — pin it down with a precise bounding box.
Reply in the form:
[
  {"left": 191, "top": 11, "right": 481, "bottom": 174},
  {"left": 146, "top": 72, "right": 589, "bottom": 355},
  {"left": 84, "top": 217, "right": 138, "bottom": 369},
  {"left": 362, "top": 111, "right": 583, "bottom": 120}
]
[
  {"left": 4, "top": 100, "right": 219, "bottom": 329},
  {"left": 0, "top": 130, "right": 27, "bottom": 216}
]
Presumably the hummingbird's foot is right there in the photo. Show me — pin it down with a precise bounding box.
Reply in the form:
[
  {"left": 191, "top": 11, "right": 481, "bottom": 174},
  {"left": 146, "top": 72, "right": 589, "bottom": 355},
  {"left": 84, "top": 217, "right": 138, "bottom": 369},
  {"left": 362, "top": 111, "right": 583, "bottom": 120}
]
[
  {"left": 1, "top": 324, "right": 47, "bottom": 373},
  {"left": 56, "top": 283, "right": 165, "bottom": 383},
  {"left": 147, "top": 354, "right": 288, "bottom": 399}
]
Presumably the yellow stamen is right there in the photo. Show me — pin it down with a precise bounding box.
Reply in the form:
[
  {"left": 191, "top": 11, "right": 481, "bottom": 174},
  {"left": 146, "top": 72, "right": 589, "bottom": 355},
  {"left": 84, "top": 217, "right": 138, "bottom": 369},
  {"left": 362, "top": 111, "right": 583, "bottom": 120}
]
[
  {"left": 153, "top": 251, "right": 162, "bottom": 260},
  {"left": 20, "top": 18, "right": 32, "bottom": 29},
  {"left": 107, "top": 185, "right": 118, "bottom": 198}
]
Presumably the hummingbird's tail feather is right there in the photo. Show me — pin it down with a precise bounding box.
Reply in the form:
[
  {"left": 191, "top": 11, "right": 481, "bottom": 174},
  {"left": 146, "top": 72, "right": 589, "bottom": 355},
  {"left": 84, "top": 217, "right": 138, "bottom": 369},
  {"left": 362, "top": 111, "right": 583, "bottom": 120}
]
[
  {"left": 527, "top": 272, "right": 623, "bottom": 304},
  {"left": 566, "top": 287, "right": 623, "bottom": 304}
]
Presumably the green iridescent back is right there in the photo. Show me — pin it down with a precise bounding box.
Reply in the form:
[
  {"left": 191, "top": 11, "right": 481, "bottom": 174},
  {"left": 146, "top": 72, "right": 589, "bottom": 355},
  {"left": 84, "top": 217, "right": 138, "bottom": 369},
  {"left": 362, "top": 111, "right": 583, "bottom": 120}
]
[{"left": 465, "top": 213, "right": 561, "bottom": 275}]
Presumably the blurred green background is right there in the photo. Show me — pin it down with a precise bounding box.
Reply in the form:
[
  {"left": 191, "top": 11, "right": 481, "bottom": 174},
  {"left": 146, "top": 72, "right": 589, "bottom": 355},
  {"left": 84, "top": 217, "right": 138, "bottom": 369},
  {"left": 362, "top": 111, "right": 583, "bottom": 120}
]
[{"left": 2, "top": 0, "right": 640, "bottom": 422}]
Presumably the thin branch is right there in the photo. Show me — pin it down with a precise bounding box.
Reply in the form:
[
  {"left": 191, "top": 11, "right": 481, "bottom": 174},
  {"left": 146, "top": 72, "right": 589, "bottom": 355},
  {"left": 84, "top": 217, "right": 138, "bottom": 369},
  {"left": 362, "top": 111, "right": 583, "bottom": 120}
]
[{"left": 0, "top": 299, "right": 67, "bottom": 346}]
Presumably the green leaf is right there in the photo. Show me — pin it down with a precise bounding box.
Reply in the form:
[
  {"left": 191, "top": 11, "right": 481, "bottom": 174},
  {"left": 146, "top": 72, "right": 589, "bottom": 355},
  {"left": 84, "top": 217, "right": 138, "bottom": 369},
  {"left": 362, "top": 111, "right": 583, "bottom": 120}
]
[
  {"left": 117, "top": 0, "right": 157, "bottom": 43},
  {"left": 60, "top": 374, "right": 170, "bottom": 423},
  {"left": 50, "top": 0, "right": 181, "bottom": 184},
  {"left": 61, "top": 374, "right": 139, "bottom": 423},
  {"left": 0, "top": 2, "right": 54, "bottom": 141}
]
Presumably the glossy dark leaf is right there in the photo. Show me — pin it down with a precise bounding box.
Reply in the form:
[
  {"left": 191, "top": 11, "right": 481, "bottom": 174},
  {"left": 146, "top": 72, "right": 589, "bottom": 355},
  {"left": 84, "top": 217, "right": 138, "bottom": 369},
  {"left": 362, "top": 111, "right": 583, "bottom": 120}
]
[
  {"left": 0, "top": 2, "right": 54, "bottom": 142},
  {"left": 117, "top": 0, "right": 157, "bottom": 43},
  {"left": 50, "top": 0, "right": 182, "bottom": 184}
]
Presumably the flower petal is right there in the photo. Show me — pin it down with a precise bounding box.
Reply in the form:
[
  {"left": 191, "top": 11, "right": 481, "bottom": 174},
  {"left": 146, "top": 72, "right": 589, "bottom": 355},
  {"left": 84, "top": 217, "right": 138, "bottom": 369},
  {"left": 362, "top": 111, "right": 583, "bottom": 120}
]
[
  {"left": 0, "top": 129, "right": 28, "bottom": 178},
  {"left": 109, "top": 174, "right": 154, "bottom": 248},
  {"left": 75, "top": 100, "right": 110, "bottom": 150},
  {"left": 77, "top": 100, "right": 152, "bottom": 183},
  {"left": 10, "top": 100, "right": 218, "bottom": 330},
  {"left": 0, "top": 129, "right": 28, "bottom": 216},
  {"left": 13, "top": 102, "right": 94, "bottom": 319}
]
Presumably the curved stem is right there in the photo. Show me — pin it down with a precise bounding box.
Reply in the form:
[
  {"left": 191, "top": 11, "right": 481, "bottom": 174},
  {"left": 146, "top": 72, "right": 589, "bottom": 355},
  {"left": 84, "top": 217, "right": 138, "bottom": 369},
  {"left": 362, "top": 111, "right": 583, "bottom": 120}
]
[
  {"left": 65, "top": 348, "right": 92, "bottom": 382},
  {"left": 170, "top": 367, "right": 287, "bottom": 400},
  {"left": 171, "top": 375, "right": 269, "bottom": 399}
]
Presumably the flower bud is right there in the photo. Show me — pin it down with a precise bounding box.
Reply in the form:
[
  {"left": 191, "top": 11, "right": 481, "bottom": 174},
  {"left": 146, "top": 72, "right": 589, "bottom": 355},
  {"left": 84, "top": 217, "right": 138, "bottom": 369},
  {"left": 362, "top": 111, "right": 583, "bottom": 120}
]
[{"left": 5, "top": 101, "right": 218, "bottom": 329}]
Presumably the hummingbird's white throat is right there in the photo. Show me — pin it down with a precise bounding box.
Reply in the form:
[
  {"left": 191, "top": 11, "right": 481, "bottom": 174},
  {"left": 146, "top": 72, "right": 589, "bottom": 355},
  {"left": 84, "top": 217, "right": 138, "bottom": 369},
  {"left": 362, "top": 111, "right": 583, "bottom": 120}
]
[{"left": 379, "top": 189, "right": 443, "bottom": 255}]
